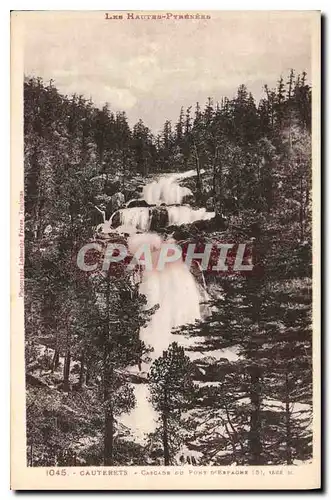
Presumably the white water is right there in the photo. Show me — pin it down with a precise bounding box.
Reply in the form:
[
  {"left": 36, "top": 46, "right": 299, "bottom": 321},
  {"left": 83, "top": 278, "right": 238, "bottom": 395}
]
[
  {"left": 105, "top": 170, "right": 214, "bottom": 443},
  {"left": 138, "top": 259, "right": 202, "bottom": 360},
  {"left": 111, "top": 205, "right": 215, "bottom": 232},
  {"left": 112, "top": 205, "right": 215, "bottom": 232},
  {"left": 108, "top": 169, "right": 215, "bottom": 233},
  {"left": 167, "top": 205, "right": 215, "bottom": 226},
  {"left": 143, "top": 170, "right": 199, "bottom": 205},
  {"left": 110, "top": 207, "right": 151, "bottom": 232},
  {"left": 126, "top": 231, "right": 203, "bottom": 361},
  {"left": 120, "top": 384, "right": 158, "bottom": 442}
]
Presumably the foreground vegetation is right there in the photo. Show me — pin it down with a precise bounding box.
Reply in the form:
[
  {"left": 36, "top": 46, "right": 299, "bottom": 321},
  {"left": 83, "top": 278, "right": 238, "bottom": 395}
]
[{"left": 24, "top": 71, "right": 312, "bottom": 466}]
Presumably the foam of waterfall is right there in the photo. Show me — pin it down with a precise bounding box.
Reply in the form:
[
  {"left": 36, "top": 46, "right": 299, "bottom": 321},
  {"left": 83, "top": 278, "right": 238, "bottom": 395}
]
[
  {"left": 107, "top": 169, "right": 215, "bottom": 234},
  {"left": 110, "top": 207, "right": 151, "bottom": 232},
  {"left": 120, "top": 384, "right": 158, "bottom": 442},
  {"left": 108, "top": 170, "right": 212, "bottom": 442},
  {"left": 109, "top": 206, "right": 216, "bottom": 235},
  {"left": 112, "top": 205, "right": 215, "bottom": 233},
  {"left": 142, "top": 170, "right": 202, "bottom": 206},
  {"left": 127, "top": 232, "right": 202, "bottom": 349},
  {"left": 167, "top": 205, "right": 215, "bottom": 226},
  {"left": 138, "top": 260, "right": 202, "bottom": 360}
]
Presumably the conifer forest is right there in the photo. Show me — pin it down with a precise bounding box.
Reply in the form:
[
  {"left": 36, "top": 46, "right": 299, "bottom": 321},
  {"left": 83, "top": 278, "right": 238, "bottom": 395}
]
[{"left": 24, "top": 71, "right": 313, "bottom": 467}]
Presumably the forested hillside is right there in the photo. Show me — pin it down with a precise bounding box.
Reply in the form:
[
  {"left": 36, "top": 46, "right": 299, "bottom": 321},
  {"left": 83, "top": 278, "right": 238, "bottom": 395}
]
[{"left": 24, "top": 71, "right": 313, "bottom": 466}]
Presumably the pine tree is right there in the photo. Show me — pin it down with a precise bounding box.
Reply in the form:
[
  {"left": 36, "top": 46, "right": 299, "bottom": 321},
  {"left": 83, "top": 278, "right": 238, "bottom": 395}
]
[
  {"left": 148, "top": 343, "right": 197, "bottom": 465},
  {"left": 24, "top": 73, "right": 313, "bottom": 466},
  {"left": 175, "top": 106, "right": 184, "bottom": 142}
]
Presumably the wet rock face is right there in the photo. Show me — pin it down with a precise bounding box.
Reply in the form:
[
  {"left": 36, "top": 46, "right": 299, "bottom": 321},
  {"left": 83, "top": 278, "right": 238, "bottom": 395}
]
[
  {"left": 99, "top": 193, "right": 125, "bottom": 220},
  {"left": 109, "top": 207, "right": 227, "bottom": 234},
  {"left": 149, "top": 206, "right": 169, "bottom": 232},
  {"left": 166, "top": 225, "right": 192, "bottom": 241},
  {"left": 111, "top": 192, "right": 125, "bottom": 211},
  {"left": 90, "top": 174, "right": 121, "bottom": 196},
  {"left": 105, "top": 178, "right": 121, "bottom": 196},
  {"left": 110, "top": 210, "right": 121, "bottom": 228},
  {"left": 126, "top": 199, "right": 151, "bottom": 208},
  {"left": 182, "top": 194, "right": 195, "bottom": 206},
  {"left": 123, "top": 189, "right": 141, "bottom": 201},
  {"left": 165, "top": 214, "right": 228, "bottom": 240},
  {"left": 90, "top": 175, "right": 107, "bottom": 194},
  {"left": 94, "top": 193, "right": 112, "bottom": 206},
  {"left": 194, "top": 214, "right": 228, "bottom": 231},
  {"left": 109, "top": 206, "right": 170, "bottom": 232},
  {"left": 205, "top": 197, "right": 214, "bottom": 211}
]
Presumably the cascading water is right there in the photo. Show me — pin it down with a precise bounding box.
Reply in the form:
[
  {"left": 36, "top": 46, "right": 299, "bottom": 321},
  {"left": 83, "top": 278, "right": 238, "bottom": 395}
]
[
  {"left": 110, "top": 207, "right": 151, "bottom": 232},
  {"left": 109, "top": 169, "right": 215, "bottom": 234},
  {"left": 105, "top": 170, "right": 215, "bottom": 444}
]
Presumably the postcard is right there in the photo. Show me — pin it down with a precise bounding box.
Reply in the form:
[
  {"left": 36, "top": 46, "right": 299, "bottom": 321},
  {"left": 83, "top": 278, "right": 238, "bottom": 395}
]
[{"left": 11, "top": 10, "right": 321, "bottom": 490}]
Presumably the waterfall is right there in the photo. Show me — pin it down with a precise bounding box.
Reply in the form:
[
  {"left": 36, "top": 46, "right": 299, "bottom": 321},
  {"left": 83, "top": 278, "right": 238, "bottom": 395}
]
[
  {"left": 142, "top": 170, "right": 200, "bottom": 205},
  {"left": 109, "top": 170, "right": 214, "bottom": 233},
  {"left": 167, "top": 205, "right": 215, "bottom": 226},
  {"left": 137, "top": 253, "right": 202, "bottom": 360},
  {"left": 111, "top": 205, "right": 215, "bottom": 232},
  {"left": 109, "top": 207, "right": 150, "bottom": 232},
  {"left": 105, "top": 170, "right": 214, "bottom": 442}
]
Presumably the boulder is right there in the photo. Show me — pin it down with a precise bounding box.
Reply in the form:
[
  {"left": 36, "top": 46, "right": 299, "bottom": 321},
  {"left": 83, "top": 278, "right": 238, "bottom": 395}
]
[
  {"left": 89, "top": 174, "right": 107, "bottom": 193},
  {"left": 90, "top": 174, "right": 123, "bottom": 196},
  {"left": 126, "top": 199, "right": 151, "bottom": 208},
  {"left": 205, "top": 197, "right": 215, "bottom": 211},
  {"left": 109, "top": 210, "right": 121, "bottom": 228},
  {"left": 105, "top": 178, "right": 121, "bottom": 196},
  {"left": 149, "top": 206, "right": 169, "bottom": 231},
  {"left": 166, "top": 214, "right": 228, "bottom": 239},
  {"left": 111, "top": 192, "right": 125, "bottom": 211}
]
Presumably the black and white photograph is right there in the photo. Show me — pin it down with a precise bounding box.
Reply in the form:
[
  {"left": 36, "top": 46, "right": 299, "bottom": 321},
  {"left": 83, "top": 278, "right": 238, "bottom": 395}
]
[{"left": 10, "top": 10, "right": 321, "bottom": 490}]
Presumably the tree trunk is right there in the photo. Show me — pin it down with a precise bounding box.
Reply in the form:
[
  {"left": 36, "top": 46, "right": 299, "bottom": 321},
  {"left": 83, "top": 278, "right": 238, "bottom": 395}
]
[
  {"left": 103, "top": 358, "right": 114, "bottom": 465},
  {"left": 299, "top": 176, "right": 304, "bottom": 241},
  {"left": 161, "top": 388, "right": 171, "bottom": 466},
  {"left": 78, "top": 350, "right": 85, "bottom": 389},
  {"left": 104, "top": 404, "right": 114, "bottom": 466},
  {"left": 193, "top": 144, "right": 201, "bottom": 199},
  {"left": 285, "top": 372, "right": 293, "bottom": 465},
  {"left": 212, "top": 147, "right": 222, "bottom": 215},
  {"left": 246, "top": 236, "right": 263, "bottom": 465},
  {"left": 248, "top": 366, "right": 263, "bottom": 465},
  {"left": 85, "top": 362, "right": 91, "bottom": 386},
  {"left": 51, "top": 349, "right": 60, "bottom": 372},
  {"left": 28, "top": 443, "right": 33, "bottom": 466},
  {"left": 63, "top": 349, "right": 71, "bottom": 392},
  {"left": 162, "top": 410, "right": 170, "bottom": 466},
  {"left": 214, "top": 169, "right": 222, "bottom": 215},
  {"left": 103, "top": 276, "right": 114, "bottom": 466}
]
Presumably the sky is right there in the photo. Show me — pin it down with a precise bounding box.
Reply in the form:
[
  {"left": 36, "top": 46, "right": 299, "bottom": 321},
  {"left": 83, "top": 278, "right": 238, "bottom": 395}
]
[{"left": 23, "top": 11, "right": 313, "bottom": 133}]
